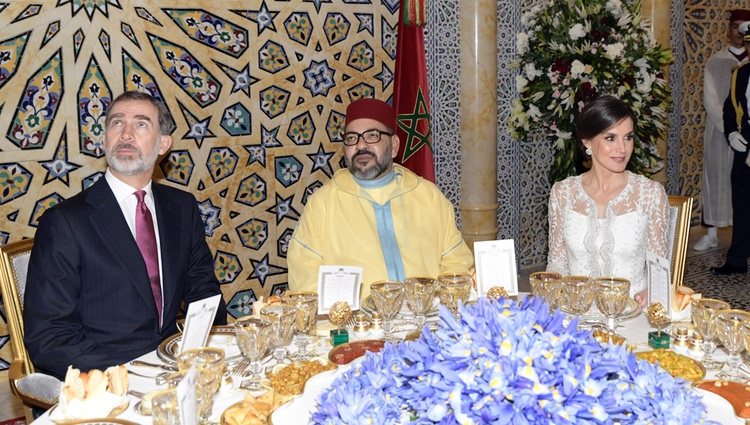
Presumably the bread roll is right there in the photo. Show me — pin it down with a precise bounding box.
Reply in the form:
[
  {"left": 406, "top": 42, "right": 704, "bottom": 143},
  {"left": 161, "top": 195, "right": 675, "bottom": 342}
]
[
  {"left": 85, "top": 369, "right": 108, "bottom": 398},
  {"left": 62, "top": 366, "right": 85, "bottom": 401},
  {"left": 106, "top": 365, "right": 128, "bottom": 396}
]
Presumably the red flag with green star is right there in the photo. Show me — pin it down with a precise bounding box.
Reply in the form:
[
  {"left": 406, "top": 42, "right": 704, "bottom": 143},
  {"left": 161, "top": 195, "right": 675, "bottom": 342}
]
[{"left": 393, "top": 0, "right": 435, "bottom": 182}]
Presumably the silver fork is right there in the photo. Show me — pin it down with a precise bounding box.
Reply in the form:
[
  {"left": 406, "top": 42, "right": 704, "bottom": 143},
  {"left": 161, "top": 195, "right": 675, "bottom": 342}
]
[{"left": 230, "top": 358, "right": 250, "bottom": 379}]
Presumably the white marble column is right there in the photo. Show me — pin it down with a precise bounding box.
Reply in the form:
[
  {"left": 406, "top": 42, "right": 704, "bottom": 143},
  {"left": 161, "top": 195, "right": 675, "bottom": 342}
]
[{"left": 459, "top": 0, "right": 499, "bottom": 248}]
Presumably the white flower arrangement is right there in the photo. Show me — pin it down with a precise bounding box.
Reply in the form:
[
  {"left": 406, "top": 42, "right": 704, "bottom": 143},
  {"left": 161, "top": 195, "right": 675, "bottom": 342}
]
[{"left": 509, "top": 0, "right": 673, "bottom": 182}]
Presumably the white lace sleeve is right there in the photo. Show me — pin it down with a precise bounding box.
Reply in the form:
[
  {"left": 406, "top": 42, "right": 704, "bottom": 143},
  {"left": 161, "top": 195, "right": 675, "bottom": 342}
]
[
  {"left": 546, "top": 182, "right": 570, "bottom": 275},
  {"left": 644, "top": 180, "right": 670, "bottom": 258}
]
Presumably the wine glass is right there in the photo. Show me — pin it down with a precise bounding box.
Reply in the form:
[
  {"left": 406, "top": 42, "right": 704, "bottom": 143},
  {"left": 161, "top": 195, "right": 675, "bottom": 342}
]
[
  {"left": 691, "top": 298, "right": 730, "bottom": 369},
  {"left": 403, "top": 277, "right": 438, "bottom": 330},
  {"left": 558, "top": 275, "right": 595, "bottom": 317},
  {"left": 175, "top": 347, "right": 226, "bottom": 424},
  {"left": 715, "top": 309, "right": 750, "bottom": 382},
  {"left": 233, "top": 316, "right": 272, "bottom": 390},
  {"left": 260, "top": 303, "right": 297, "bottom": 364},
  {"left": 437, "top": 273, "right": 472, "bottom": 318},
  {"left": 529, "top": 271, "right": 563, "bottom": 310},
  {"left": 593, "top": 277, "right": 630, "bottom": 332},
  {"left": 151, "top": 388, "right": 180, "bottom": 425},
  {"left": 369, "top": 280, "right": 405, "bottom": 339},
  {"left": 281, "top": 291, "right": 318, "bottom": 360}
]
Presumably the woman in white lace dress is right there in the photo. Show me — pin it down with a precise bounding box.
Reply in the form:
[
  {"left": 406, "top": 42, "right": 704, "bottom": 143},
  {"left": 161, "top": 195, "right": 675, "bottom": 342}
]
[{"left": 546, "top": 95, "right": 670, "bottom": 306}]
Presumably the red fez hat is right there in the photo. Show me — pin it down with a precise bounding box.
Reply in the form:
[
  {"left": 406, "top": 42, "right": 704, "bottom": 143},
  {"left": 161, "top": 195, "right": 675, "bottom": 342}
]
[
  {"left": 730, "top": 9, "right": 750, "bottom": 22},
  {"left": 345, "top": 98, "right": 397, "bottom": 131}
]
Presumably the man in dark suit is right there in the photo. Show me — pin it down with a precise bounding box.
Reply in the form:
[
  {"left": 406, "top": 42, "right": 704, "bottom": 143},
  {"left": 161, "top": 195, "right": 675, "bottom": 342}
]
[
  {"left": 717, "top": 22, "right": 750, "bottom": 275},
  {"left": 24, "top": 91, "right": 227, "bottom": 379}
]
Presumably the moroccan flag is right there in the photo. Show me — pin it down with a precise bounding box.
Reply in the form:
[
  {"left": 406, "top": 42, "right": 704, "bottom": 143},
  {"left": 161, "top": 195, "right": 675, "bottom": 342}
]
[{"left": 393, "top": 0, "right": 435, "bottom": 182}]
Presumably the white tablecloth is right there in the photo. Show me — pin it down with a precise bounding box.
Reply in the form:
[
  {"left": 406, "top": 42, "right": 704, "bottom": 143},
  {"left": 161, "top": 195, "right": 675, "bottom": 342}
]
[{"left": 32, "top": 311, "right": 740, "bottom": 424}]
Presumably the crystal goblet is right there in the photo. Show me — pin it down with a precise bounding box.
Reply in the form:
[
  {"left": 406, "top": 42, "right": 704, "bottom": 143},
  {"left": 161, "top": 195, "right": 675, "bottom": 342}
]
[
  {"left": 281, "top": 291, "right": 318, "bottom": 360},
  {"left": 437, "top": 273, "right": 472, "bottom": 318},
  {"left": 691, "top": 298, "right": 730, "bottom": 369},
  {"left": 593, "top": 277, "right": 630, "bottom": 332},
  {"left": 260, "top": 303, "right": 296, "bottom": 364},
  {"left": 403, "top": 277, "right": 438, "bottom": 330},
  {"left": 175, "top": 347, "right": 226, "bottom": 424},
  {"left": 715, "top": 309, "right": 750, "bottom": 382},
  {"left": 529, "top": 271, "right": 563, "bottom": 310},
  {"left": 233, "top": 316, "right": 272, "bottom": 390},
  {"left": 558, "top": 275, "right": 595, "bottom": 317},
  {"left": 369, "top": 280, "right": 405, "bottom": 339}
]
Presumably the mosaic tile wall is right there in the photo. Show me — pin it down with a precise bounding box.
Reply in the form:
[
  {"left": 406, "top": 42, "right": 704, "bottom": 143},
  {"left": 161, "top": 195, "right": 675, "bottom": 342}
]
[{"left": 0, "top": 0, "right": 401, "bottom": 322}]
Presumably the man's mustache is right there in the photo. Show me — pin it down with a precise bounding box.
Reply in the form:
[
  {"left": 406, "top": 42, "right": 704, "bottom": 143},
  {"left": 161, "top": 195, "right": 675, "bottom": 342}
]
[
  {"left": 112, "top": 143, "right": 140, "bottom": 153},
  {"left": 353, "top": 150, "right": 374, "bottom": 160}
]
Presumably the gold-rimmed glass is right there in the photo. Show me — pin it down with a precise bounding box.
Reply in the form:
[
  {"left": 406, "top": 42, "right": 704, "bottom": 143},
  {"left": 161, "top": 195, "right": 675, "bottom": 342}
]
[
  {"left": 260, "top": 303, "right": 297, "bottom": 363},
  {"left": 437, "top": 273, "right": 472, "bottom": 318},
  {"left": 403, "top": 277, "right": 438, "bottom": 330},
  {"left": 281, "top": 291, "right": 318, "bottom": 360},
  {"left": 593, "top": 277, "right": 630, "bottom": 332},
  {"left": 715, "top": 309, "right": 750, "bottom": 382},
  {"left": 692, "top": 298, "right": 730, "bottom": 369},
  {"left": 233, "top": 316, "right": 272, "bottom": 390},
  {"left": 370, "top": 280, "right": 405, "bottom": 339},
  {"left": 175, "top": 347, "right": 225, "bottom": 424},
  {"left": 559, "top": 275, "right": 595, "bottom": 317},
  {"left": 529, "top": 271, "right": 563, "bottom": 309}
]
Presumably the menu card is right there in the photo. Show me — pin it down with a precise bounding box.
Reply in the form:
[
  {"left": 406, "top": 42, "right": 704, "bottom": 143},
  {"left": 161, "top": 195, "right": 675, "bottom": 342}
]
[
  {"left": 317, "top": 265, "right": 362, "bottom": 314},
  {"left": 473, "top": 239, "right": 519, "bottom": 296},
  {"left": 647, "top": 251, "right": 671, "bottom": 313},
  {"left": 180, "top": 294, "right": 222, "bottom": 354},
  {"left": 176, "top": 365, "right": 198, "bottom": 425}
]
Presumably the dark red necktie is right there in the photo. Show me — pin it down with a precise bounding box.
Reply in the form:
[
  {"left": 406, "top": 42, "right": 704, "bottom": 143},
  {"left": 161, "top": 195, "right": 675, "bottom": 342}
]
[{"left": 134, "top": 190, "right": 163, "bottom": 327}]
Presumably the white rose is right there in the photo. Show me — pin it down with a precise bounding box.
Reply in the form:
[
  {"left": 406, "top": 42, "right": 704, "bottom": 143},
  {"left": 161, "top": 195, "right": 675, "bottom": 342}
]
[
  {"left": 570, "top": 60, "right": 585, "bottom": 78},
  {"left": 569, "top": 23, "right": 586, "bottom": 40},
  {"left": 603, "top": 42, "right": 625, "bottom": 60}
]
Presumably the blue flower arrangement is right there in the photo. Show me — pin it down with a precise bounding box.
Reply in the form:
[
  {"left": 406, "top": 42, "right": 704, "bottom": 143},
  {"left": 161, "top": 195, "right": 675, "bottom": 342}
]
[{"left": 312, "top": 297, "right": 716, "bottom": 424}]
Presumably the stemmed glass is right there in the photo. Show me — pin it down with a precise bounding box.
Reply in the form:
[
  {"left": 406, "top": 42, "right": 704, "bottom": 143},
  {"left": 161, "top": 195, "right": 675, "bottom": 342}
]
[
  {"left": 281, "top": 291, "right": 318, "bottom": 360},
  {"left": 403, "top": 277, "right": 438, "bottom": 330},
  {"left": 715, "top": 309, "right": 750, "bottom": 382},
  {"left": 558, "top": 275, "right": 595, "bottom": 318},
  {"left": 369, "top": 280, "right": 405, "bottom": 340},
  {"left": 593, "top": 277, "right": 630, "bottom": 332},
  {"left": 260, "top": 303, "right": 297, "bottom": 364},
  {"left": 691, "top": 298, "right": 730, "bottom": 369},
  {"left": 233, "top": 316, "right": 272, "bottom": 390},
  {"left": 437, "top": 273, "right": 472, "bottom": 318},
  {"left": 529, "top": 271, "right": 563, "bottom": 310},
  {"left": 175, "top": 347, "right": 226, "bottom": 424}
]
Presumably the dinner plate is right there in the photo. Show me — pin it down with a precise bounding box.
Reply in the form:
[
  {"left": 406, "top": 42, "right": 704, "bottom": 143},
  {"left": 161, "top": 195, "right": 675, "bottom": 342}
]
[
  {"left": 328, "top": 339, "right": 385, "bottom": 365},
  {"left": 157, "top": 325, "right": 240, "bottom": 363},
  {"left": 695, "top": 388, "right": 744, "bottom": 424},
  {"left": 580, "top": 297, "right": 641, "bottom": 322}
]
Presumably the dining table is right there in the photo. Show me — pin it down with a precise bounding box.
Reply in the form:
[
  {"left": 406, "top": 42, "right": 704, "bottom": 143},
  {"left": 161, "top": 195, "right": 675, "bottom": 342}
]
[{"left": 31, "top": 298, "right": 742, "bottom": 424}]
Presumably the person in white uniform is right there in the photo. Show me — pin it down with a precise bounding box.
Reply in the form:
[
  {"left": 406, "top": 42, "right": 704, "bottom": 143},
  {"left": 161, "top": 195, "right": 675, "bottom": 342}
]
[
  {"left": 546, "top": 95, "right": 670, "bottom": 306},
  {"left": 695, "top": 9, "right": 750, "bottom": 250}
]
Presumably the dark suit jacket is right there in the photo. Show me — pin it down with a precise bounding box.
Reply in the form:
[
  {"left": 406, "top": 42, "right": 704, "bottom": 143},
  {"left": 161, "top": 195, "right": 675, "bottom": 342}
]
[
  {"left": 723, "top": 61, "right": 750, "bottom": 166},
  {"left": 24, "top": 177, "right": 227, "bottom": 379}
]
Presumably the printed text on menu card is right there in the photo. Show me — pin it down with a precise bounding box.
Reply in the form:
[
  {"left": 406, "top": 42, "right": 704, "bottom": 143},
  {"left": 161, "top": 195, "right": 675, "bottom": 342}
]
[
  {"left": 317, "top": 265, "right": 362, "bottom": 314},
  {"left": 473, "top": 239, "right": 518, "bottom": 296},
  {"left": 647, "top": 251, "right": 671, "bottom": 314},
  {"left": 180, "top": 294, "right": 222, "bottom": 354}
]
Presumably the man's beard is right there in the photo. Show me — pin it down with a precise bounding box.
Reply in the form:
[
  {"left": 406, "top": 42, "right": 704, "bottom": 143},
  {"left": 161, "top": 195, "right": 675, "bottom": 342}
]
[
  {"left": 105, "top": 142, "right": 160, "bottom": 176},
  {"left": 347, "top": 147, "right": 393, "bottom": 180}
]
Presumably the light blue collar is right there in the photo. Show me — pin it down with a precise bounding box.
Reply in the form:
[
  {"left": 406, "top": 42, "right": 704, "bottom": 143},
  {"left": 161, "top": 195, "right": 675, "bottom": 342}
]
[{"left": 354, "top": 170, "right": 396, "bottom": 189}]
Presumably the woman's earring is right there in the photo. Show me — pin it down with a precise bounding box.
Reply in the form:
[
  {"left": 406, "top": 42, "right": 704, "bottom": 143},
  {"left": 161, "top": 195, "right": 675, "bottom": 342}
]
[{"left": 585, "top": 147, "right": 593, "bottom": 156}]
